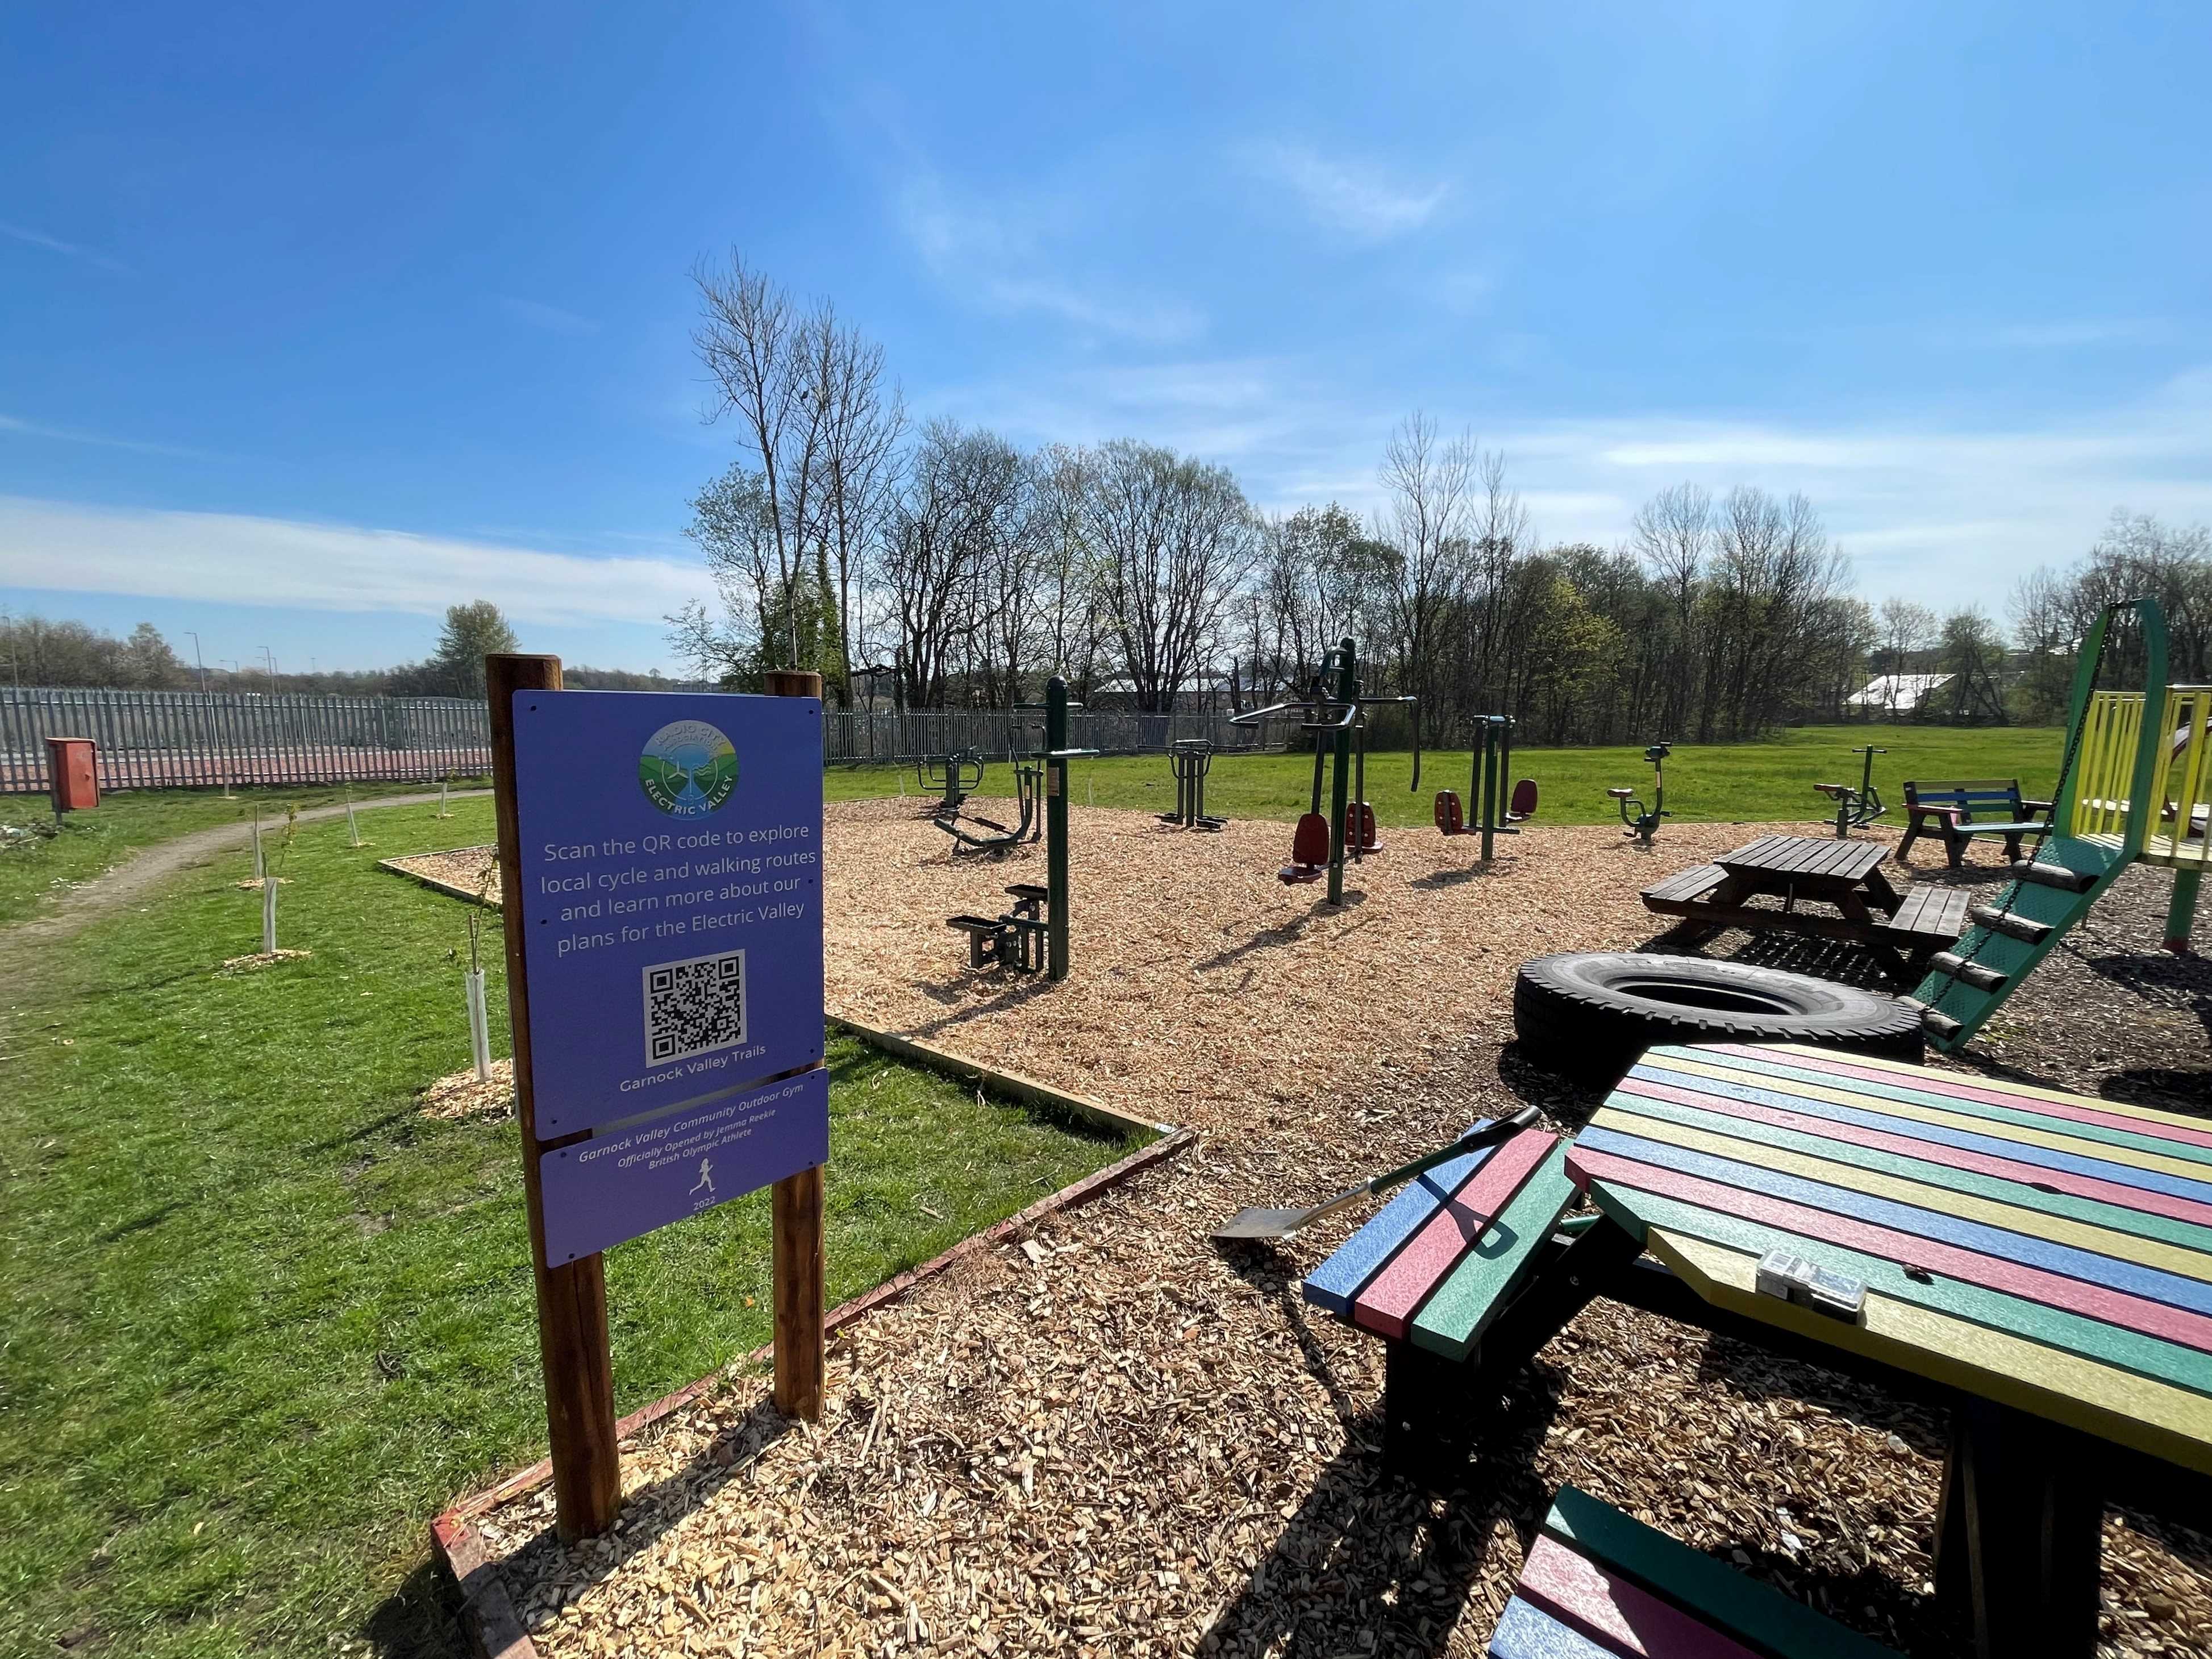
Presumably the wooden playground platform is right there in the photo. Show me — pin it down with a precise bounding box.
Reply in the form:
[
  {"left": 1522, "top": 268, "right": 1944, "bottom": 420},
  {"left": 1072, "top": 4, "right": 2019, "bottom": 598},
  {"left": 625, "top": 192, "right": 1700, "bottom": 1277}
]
[{"left": 453, "top": 800, "right": 2211, "bottom": 1659}]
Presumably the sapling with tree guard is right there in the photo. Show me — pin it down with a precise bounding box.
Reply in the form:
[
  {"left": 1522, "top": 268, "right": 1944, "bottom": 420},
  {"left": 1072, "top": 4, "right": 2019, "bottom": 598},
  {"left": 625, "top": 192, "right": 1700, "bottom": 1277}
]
[{"left": 464, "top": 902, "right": 492, "bottom": 1082}]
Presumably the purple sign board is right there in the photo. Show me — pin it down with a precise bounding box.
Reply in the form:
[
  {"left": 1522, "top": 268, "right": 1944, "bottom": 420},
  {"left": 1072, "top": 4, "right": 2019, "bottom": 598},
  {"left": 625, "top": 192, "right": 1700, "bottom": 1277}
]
[
  {"left": 511, "top": 689, "right": 825, "bottom": 1137},
  {"left": 539, "top": 1067, "right": 830, "bottom": 1263}
]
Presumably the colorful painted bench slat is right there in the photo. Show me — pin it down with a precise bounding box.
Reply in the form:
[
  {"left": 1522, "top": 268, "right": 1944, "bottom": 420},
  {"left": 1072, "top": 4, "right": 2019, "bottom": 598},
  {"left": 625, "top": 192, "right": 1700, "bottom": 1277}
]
[
  {"left": 1352, "top": 1132, "right": 1556, "bottom": 1337},
  {"left": 1577, "top": 1124, "right": 2212, "bottom": 1316},
  {"left": 1572, "top": 1044, "right": 2212, "bottom": 1475},
  {"left": 1689, "top": 1049, "right": 2212, "bottom": 1171},
  {"left": 1300, "top": 1145, "right": 1497, "bottom": 1316},
  {"left": 1489, "top": 1486, "right": 1902, "bottom": 1659},
  {"left": 1572, "top": 1143, "right": 2212, "bottom": 1353},
  {"left": 1619, "top": 1068, "right": 2212, "bottom": 1230},
  {"left": 1607, "top": 1082, "right": 2212, "bottom": 1261},
  {"left": 1630, "top": 1054, "right": 2212, "bottom": 1208},
  {"left": 1413, "top": 1145, "right": 1580, "bottom": 1359},
  {"left": 1596, "top": 1181, "right": 2212, "bottom": 1402}
]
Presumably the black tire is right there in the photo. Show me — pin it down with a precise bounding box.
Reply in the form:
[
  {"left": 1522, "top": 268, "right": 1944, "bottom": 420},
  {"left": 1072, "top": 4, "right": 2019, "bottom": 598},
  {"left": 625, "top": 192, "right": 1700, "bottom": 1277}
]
[{"left": 1514, "top": 951, "right": 1923, "bottom": 1089}]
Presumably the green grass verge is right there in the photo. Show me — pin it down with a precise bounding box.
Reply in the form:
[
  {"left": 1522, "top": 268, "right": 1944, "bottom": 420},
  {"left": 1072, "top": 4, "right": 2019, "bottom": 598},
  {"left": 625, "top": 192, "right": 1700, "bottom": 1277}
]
[
  {"left": 872, "top": 722, "right": 2067, "bottom": 829},
  {"left": 0, "top": 795, "right": 1134, "bottom": 1658},
  {"left": 0, "top": 783, "right": 491, "bottom": 928}
]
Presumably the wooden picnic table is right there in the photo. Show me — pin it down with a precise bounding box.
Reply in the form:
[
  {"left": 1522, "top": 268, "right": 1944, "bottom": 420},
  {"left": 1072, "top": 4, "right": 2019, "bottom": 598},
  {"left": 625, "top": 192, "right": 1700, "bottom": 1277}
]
[
  {"left": 1565, "top": 1042, "right": 2212, "bottom": 1659},
  {"left": 1640, "top": 832, "right": 1969, "bottom": 968}
]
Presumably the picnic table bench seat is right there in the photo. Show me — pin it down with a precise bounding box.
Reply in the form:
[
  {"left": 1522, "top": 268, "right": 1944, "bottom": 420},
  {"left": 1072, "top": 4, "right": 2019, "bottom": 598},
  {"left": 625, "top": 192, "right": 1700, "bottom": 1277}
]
[
  {"left": 1898, "top": 780, "right": 2054, "bottom": 868},
  {"left": 1490, "top": 1486, "right": 1903, "bottom": 1659},
  {"left": 1302, "top": 1129, "right": 1579, "bottom": 1471},
  {"left": 1639, "top": 863, "right": 1728, "bottom": 910},
  {"left": 1869, "top": 882, "right": 1971, "bottom": 950}
]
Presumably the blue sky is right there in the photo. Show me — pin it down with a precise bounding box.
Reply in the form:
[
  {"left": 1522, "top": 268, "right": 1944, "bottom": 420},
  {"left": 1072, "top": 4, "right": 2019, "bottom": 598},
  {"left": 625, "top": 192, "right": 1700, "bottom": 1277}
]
[{"left": 4, "top": 2, "right": 2210, "bottom": 673}]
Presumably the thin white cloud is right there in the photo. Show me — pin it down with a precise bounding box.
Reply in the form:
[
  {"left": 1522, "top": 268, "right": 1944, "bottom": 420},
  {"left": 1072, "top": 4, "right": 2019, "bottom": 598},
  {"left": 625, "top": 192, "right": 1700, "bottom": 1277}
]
[
  {"left": 1240, "top": 142, "right": 1449, "bottom": 241},
  {"left": 1982, "top": 319, "right": 2158, "bottom": 350},
  {"left": 0, "top": 219, "right": 129, "bottom": 273},
  {"left": 498, "top": 296, "right": 599, "bottom": 337},
  {"left": 0, "top": 413, "right": 216, "bottom": 460},
  {"left": 896, "top": 173, "right": 1203, "bottom": 345},
  {"left": 0, "top": 497, "right": 714, "bottom": 627},
  {"left": 932, "top": 357, "right": 2212, "bottom": 612}
]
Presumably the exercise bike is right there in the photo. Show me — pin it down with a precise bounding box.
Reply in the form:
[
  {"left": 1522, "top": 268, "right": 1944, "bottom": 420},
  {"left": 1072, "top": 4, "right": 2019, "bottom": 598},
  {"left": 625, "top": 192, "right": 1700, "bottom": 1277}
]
[
  {"left": 1811, "top": 745, "right": 1888, "bottom": 838},
  {"left": 1608, "top": 742, "right": 1672, "bottom": 847}
]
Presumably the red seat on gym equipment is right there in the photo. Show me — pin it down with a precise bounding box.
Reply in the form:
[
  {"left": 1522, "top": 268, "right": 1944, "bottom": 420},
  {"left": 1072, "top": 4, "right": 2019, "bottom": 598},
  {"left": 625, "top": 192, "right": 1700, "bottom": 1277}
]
[
  {"left": 1279, "top": 810, "right": 1330, "bottom": 882},
  {"left": 1344, "top": 801, "right": 1382, "bottom": 853},
  {"left": 1434, "top": 791, "right": 1465, "bottom": 835},
  {"left": 1507, "top": 779, "right": 1539, "bottom": 822}
]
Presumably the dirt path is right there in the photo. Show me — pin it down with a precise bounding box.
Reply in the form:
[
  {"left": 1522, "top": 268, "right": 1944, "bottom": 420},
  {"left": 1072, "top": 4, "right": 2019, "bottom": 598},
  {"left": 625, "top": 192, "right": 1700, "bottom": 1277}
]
[{"left": 0, "top": 789, "right": 493, "bottom": 956}]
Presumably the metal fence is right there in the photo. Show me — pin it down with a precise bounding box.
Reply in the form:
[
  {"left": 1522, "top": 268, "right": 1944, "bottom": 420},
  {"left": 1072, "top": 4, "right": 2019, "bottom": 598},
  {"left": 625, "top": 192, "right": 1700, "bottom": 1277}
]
[
  {"left": 1, "top": 687, "right": 491, "bottom": 793},
  {"left": 1, "top": 686, "right": 1322, "bottom": 795},
  {"left": 822, "top": 708, "right": 1295, "bottom": 765}
]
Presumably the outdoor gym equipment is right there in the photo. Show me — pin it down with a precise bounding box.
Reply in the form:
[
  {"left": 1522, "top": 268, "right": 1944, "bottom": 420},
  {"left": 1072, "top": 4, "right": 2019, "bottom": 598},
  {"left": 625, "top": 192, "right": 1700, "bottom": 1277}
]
[
  {"left": 1909, "top": 596, "right": 2210, "bottom": 1051},
  {"left": 945, "top": 883, "right": 1047, "bottom": 970},
  {"left": 931, "top": 756, "right": 1041, "bottom": 857},
  {"left": 1232, "top": 638, "right": 1418, "bottom": 904},
  {"left": 1811, "top": 745, "right": 1887, "bottom": 838},
  {"left": 1159, "top": 738, "right": 1227, "bottom": 831},
  {"left": 941, "top": 677, "right": 1095, "bottom": 980},
  {"left": 1607, "top": 742, "right": 1672, "bottom": 846},
  {"left": 1435, "top": 714, "right": 1538, "bottom": 862},
  {"left": 917, "top": 747, "right": 984, "bottom": 814},
  {"left": 1211, "top": 1104, "right": 1540, "bottom": 1244}
]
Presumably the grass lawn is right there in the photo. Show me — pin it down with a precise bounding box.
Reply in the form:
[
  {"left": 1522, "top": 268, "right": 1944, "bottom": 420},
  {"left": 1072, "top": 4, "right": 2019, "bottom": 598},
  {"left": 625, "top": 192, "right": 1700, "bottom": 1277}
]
[
  {"left": 0, "top": 795, "right": 1135, "bottom": 1658},
  {"left": 0, "top": 783, "right": 490, "bottom": 928},
  {"left": 886, "top": 722, "right": 2068, "bottom": 830}
]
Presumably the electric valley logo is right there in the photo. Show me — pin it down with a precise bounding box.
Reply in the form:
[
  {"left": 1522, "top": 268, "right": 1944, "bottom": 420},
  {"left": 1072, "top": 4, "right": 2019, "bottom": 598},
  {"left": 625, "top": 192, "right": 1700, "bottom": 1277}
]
[{"left": 639, "top": 720, "right": 739, "bottom": 817}]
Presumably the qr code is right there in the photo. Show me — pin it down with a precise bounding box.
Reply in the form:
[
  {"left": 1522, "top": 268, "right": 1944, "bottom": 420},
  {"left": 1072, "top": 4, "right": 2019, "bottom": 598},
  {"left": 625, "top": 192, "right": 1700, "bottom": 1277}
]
[{"left": 643, "top": 949, "right": 747, "bottom": 1066}]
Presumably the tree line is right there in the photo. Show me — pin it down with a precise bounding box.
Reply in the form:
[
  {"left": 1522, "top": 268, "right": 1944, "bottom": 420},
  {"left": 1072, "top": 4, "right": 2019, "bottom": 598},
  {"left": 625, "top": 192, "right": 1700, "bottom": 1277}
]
[
  {"left": 0, "top": 601, "right": 679, "bottom": 697},
  {"left": 677, "top": 252, "right": 2212, "bottom": 744}
]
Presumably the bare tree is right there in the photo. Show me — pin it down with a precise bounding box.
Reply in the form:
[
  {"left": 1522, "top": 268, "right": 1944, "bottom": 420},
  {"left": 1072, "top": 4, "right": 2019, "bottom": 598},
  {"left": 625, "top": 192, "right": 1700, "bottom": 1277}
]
[
  {"left": 1631, "top": 482, "right": 1711, "bottom": 736},
  {"left": 795, "top": 305, "right": 902, "bottom": 704},
  {"left": 1377, "top": 413, "right": 1474, "bottom": 706},
  {"left": 1086, "top": 440, "right": 1258, "bottom": 711},
  {"left": 692, "top": 252, "right": 814, "bottom": 668}
]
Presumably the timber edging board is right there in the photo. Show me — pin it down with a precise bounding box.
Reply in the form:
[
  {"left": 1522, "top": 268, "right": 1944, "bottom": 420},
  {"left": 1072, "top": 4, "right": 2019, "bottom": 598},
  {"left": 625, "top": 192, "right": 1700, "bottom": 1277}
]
[
  {"left": 829, "top": 1013, "right": 1174, "bottom": 1142},
  {"left": 427, "top": 1124, "right": 1194, "bottom": 1659},
  {"left": 376, "top": 851, "right": 500, "bottom": 909}
]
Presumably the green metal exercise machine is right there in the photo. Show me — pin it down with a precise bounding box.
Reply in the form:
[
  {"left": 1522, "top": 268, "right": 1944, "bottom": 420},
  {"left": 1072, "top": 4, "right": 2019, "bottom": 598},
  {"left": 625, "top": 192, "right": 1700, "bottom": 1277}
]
[
  {"left": 1159, "top": 738, "right": 1228, "bottom": 831},
  {"left": 1435, "top": 714, "right": 1539, "bottom": 862},
  {"left": 1608, "top": 742, "right": 1672, "bottom": 847},
  {"left": 1811, "top": 745, "right": 1888, "bottom": 838},
  {"left": 942, "top": 677, "right": 1095, "bottom": 980},
  {"left": 1232, "top": 638, "right": 1419, "bottom": 905}
]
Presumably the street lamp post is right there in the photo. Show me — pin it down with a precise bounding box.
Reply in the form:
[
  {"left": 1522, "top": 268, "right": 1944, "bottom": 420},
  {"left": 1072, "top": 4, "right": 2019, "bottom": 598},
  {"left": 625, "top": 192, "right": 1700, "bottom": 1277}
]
[{"left": 186, "top": 631, "right": 208, "bottom": 693}]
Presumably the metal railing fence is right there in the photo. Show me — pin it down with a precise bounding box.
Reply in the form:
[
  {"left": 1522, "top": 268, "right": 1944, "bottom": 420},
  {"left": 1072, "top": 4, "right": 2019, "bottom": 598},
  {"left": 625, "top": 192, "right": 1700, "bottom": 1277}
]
[
  {"left": 1, "top": 686, "right": 1383, "bottom": 794},
  {"left": 1, "top": 687, "right": 490, "bottom": 793}
]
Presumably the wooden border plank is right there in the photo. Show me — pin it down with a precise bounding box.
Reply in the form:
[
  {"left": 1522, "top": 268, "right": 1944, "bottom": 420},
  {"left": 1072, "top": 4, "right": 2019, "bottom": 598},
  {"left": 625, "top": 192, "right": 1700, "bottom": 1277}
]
[
  {"left": 1571, "top": 1145, "right": 2212, "bottom": 1352},
  {"left": 1410, "top": 1145, "right": 1578, "bottom": 1359},
  {"left": 1351, "top": 1133, "right": 1554, "bottom": 1337},
  {"left": 1579, "top": 1125, "right": 2212, "bottom": 1320},
  {"left": 1598, "top": 1104, "right": 2212, "bottom": 1283},
  {"left": 828, "top": 1015, "right": 1169, "bottom": 1142}
]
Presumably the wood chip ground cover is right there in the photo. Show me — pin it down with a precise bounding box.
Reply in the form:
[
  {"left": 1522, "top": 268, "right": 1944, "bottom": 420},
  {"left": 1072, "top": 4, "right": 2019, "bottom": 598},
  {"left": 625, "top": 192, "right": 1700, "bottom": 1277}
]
[{"left": 470, "top": 800, "right": 2211, "bottom": 1657}]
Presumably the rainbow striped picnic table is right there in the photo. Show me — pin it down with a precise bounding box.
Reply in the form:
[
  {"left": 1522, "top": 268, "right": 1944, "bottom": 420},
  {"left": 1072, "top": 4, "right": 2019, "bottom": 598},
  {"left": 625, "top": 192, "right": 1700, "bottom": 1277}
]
[{"left": 1568, "top": 1041, "right": 2212, "bottom": 1659}]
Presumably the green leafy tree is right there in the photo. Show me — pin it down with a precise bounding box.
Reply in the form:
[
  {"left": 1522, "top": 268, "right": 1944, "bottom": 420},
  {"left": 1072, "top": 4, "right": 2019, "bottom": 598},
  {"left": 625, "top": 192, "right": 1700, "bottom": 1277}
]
[{"left": 432, "top": 602, "right": 519, "bottom": 697}]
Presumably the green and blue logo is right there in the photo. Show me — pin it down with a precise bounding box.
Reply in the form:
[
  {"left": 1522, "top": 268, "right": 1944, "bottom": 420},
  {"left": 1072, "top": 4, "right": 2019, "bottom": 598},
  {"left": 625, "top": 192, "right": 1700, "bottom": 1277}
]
[{"left": 639, "top": 720, "right": 738, "bottom": 817}]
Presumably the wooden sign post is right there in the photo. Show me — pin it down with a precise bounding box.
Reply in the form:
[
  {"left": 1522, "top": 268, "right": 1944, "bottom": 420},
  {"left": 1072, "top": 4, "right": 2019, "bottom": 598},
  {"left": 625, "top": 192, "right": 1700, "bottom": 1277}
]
[
  {"left": 763, "top": 670, "right": 826, "bottom": 1422},
  {"left": 488, "top": 655, "right": 828, "bottom": 1541}
]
